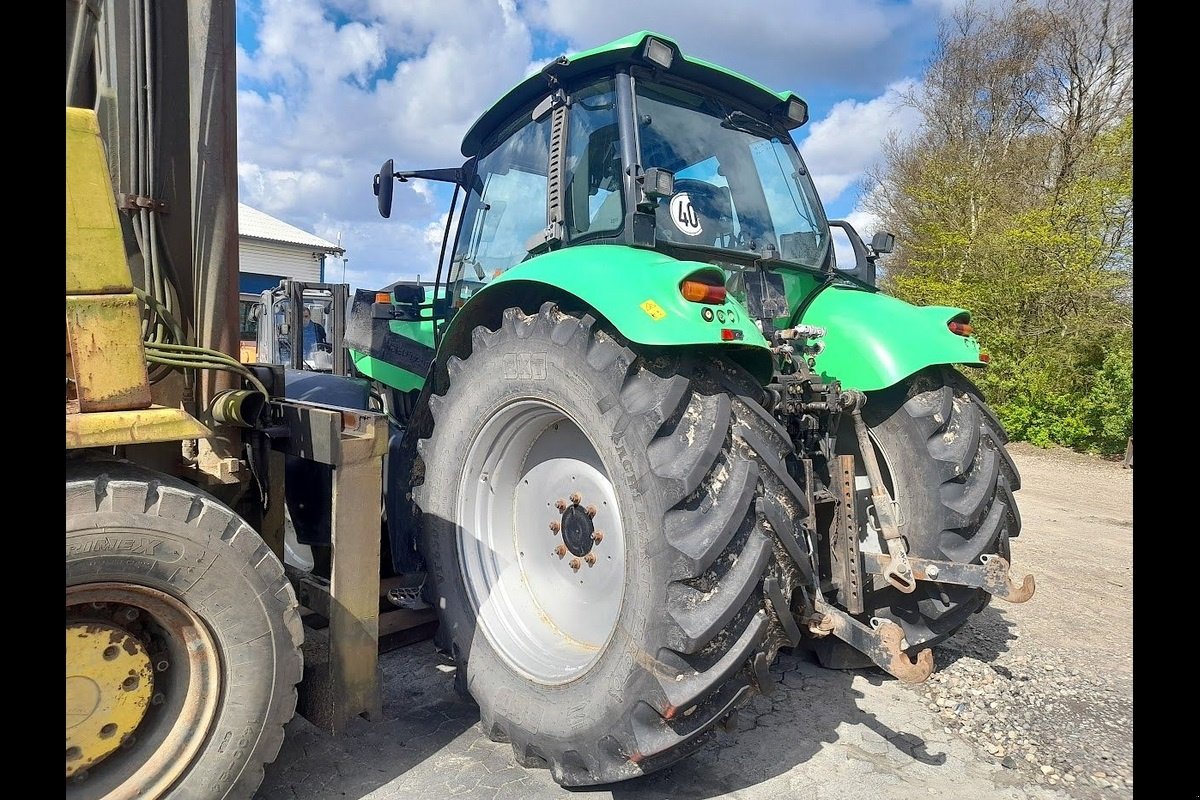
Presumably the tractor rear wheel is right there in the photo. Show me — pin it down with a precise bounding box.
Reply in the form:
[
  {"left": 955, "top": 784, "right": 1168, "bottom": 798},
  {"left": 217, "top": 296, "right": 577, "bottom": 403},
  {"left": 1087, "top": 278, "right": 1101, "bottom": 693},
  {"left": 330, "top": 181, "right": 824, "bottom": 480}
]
[
  {"left": 66, "top": 461, "right": 302, "bottom": 800},
  {"left": 415, "top": 304, "right": 810, "bottom": 786},
  {"left": 819, "top": 366, "right": 1021, "bottom": 667}
]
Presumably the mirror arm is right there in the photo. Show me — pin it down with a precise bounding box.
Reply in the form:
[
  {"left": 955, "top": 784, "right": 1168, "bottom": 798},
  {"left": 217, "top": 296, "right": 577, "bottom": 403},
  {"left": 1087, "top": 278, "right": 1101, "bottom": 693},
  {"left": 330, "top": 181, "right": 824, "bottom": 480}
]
[{"left": 394, "top": 167, "right": 465, "bottom": 186}]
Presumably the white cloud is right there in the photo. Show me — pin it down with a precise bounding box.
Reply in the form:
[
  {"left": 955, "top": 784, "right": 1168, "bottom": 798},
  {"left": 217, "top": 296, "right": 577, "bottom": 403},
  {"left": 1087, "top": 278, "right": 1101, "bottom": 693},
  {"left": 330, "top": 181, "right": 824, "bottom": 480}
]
[
  {"left": 798, "top": 79, "right": 922, "bottom": 205},
  {"left": 526, "top": 0, "right": 930, "bottom": 92},
  {"left": 236, "top": 0, "right": 535, "bottom": 290},
  {"left": 409, "top": 181, "right": 434, "bottom": 204}
]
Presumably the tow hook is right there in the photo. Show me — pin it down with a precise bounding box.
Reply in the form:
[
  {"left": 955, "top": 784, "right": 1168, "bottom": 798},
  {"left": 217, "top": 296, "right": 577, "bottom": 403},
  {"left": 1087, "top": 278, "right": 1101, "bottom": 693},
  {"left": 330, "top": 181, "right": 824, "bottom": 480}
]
[{"left": 841, "top": 390, "right": 916, "bottom": 593}]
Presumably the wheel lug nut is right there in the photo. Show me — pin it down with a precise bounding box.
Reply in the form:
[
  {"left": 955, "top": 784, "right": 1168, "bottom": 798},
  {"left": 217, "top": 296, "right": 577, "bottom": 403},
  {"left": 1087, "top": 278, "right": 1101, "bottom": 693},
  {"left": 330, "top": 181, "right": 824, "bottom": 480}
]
[
  {"left": 569, "top": 492, "right": 582, "bottom": 505},
  {"left": 585, "top": 505, "right": 598, "bottom": 519},
  {"left": 592, "top": 531, "right": 604, "bottom": 544},
  {"left": 554, "top": 545, "right": 567, "bottom": 559},
  {"left": 555, "top": 499, "right": 568, "bottom": 512},
  {"left": 584, "top": 554, "right": 597, "bottom": 567},
  {"left": 549, "top": 521, "right": 561, "bottom": 534},
  {"left": 569, "top": 557, "right": 581, "bottom": 572}
]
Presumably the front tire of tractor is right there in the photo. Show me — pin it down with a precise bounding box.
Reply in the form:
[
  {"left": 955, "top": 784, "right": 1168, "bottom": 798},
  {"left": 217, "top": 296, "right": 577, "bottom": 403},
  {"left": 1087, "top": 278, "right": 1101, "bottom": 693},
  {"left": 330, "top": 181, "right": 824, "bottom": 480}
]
[
  {"left": 415, "top": 304, "right": 809, "bottom": 786},
  {"left": 821, "top": 366, "right": 1021, "bottom": 666},
  {"left": 66, "top": 461, "right": 303, "bottom": 800}
]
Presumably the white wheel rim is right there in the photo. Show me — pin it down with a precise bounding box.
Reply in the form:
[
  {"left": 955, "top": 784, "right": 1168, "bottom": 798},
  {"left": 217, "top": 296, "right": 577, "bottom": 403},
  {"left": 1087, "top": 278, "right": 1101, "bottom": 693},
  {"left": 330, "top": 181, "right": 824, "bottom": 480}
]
[{"left": 457, "top": 399, "right": 626, "bottom": 684}]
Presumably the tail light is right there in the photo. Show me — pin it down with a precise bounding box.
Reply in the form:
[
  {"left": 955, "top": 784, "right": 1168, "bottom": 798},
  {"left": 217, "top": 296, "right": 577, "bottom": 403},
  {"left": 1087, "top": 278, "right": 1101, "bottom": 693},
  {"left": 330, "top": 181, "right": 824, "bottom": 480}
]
[
  {"left": 681, "top": 280, "right": 727, "bottom": 305},
  {"left": 979, "top": 353, "right": 991, "bottom": 363}
]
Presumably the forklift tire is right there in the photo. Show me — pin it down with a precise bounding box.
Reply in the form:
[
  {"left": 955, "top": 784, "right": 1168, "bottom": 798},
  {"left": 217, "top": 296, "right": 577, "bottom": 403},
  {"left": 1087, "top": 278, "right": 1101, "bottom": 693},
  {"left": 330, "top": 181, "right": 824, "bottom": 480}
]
[
  {"left": 66, "top": 460, "right": 302, "bottom": 800},
  {"left": 415, "top": 304, "right": 810, "bottom": 786},
  {"left": 829, "top": 366, "right": 1021, "bottom": 657}
]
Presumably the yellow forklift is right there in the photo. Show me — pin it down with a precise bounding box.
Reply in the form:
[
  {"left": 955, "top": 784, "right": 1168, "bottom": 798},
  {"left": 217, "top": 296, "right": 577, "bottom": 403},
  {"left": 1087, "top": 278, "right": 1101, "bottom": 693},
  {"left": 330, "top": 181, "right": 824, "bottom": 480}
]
[{"left": 67, "top": 3, "right": 386, "bottom": 797}]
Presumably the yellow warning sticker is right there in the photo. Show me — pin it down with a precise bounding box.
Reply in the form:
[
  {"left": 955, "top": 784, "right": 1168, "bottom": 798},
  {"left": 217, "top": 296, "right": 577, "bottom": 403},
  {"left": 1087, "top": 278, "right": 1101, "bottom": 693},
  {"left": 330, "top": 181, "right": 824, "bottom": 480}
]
[{"left": 640, "top": 299, "right": 667, "bottom": 321}]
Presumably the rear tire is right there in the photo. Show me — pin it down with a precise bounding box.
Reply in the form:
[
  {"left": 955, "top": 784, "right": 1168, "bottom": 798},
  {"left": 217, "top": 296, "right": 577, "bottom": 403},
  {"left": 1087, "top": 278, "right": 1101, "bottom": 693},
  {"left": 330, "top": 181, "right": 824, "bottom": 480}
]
[
  {"left": 415, "top": 304, "right": 810, "bottom": 786},
  {"left": 826, "top": 366, "right": 1021, "bottom": 657},
  {"left": 66, "top": 461, "right": 302, "bottom": 800}
]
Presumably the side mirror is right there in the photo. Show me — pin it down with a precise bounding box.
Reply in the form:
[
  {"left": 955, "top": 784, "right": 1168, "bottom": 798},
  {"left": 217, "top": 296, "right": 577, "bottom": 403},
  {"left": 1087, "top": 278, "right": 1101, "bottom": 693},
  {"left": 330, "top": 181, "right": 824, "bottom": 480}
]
[
  {"left": 391, "top": 284, "right": 425, "bottom": 305},
  {"left": 870, "top": 231, "right": 895, "bottom": 254},
  {"left": 827, "top": 219, "right": 875, "bottom": 287},
  {"left": 374, "top": 158, "right": 395, "bottom": 219}
]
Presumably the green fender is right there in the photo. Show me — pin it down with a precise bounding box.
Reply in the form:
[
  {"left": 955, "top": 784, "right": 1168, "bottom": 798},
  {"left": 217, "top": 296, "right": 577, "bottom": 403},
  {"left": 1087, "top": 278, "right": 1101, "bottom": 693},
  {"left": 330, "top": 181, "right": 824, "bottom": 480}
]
[
  {"left": 443, "top": 245, "right": 773, "bottom": 379},
  {"left": 349, "top": 288, "right": 438, "bottom": 393},
  {"left": 801, "top": 284, "right": 985, "bottom": 392}
]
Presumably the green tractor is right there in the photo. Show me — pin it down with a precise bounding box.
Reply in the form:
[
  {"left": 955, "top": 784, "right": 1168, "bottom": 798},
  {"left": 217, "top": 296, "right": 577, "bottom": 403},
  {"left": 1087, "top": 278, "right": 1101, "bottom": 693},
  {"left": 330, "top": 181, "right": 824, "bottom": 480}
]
[{"left": 295, "top": 30, "right": 1034, "bottom": 786}]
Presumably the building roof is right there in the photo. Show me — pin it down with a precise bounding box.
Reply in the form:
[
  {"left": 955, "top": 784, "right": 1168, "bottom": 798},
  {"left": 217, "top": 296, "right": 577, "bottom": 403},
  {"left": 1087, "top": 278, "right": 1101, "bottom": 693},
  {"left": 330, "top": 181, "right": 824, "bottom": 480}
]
[{"left": 238, "top": 203, "right": 344, "bottom": 253}]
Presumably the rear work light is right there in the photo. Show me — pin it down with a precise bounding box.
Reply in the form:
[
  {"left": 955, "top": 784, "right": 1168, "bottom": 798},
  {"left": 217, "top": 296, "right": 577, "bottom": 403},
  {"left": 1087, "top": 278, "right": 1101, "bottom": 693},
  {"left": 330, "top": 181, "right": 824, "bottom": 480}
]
[
  {"left": 642, "top": 37, "right": 674, "bottom": 69},
  {"left": 680, "top": 280, "right": 727, "bottom": 305},
  {"left": 948, "top": 321, "right": 974, "bottom": 336}
]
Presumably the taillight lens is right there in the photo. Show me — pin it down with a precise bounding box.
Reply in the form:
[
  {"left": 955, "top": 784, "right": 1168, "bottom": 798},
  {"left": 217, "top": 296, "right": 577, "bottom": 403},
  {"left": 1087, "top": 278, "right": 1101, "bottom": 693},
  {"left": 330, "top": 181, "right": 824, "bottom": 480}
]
[
  {"left": 948, "top": 321, "right": 974, "bottom": 336},
  {"left": 979, "top": 352, "right": 991, "bottom": 363},
  {"left": 681, "top": 280, "right": 727, "bottom": 305},
  {"left": 376, "top": 292, "right": 392, "bottom": 303},
  {"left": 720, "top": 328, "right": 743, "bottom": 341}
]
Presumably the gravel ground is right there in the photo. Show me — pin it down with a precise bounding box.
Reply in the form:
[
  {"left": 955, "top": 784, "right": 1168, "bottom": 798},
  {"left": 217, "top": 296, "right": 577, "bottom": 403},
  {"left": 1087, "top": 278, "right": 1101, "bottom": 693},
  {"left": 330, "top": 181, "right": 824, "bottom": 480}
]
[
  {"left": 258, "top": 442, "right": 1132, "bottom": 799},
  {"left": 901, "top": 442, "right": 1133, "bottom": 800}
]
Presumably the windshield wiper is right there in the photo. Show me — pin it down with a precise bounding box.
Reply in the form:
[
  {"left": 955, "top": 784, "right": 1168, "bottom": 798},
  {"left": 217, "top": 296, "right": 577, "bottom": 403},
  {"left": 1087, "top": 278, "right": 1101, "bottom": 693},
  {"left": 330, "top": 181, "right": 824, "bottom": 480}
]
[{"left": 721, "top": 110, "right": 782, "bottom": 139}]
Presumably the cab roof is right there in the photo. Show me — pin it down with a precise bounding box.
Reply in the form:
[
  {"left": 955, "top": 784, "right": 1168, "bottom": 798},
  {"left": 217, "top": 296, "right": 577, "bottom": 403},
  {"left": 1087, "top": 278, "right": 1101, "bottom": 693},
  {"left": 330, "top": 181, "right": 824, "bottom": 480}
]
[{"left": 460, "top": 31, "right": 806, "bottom": 157}]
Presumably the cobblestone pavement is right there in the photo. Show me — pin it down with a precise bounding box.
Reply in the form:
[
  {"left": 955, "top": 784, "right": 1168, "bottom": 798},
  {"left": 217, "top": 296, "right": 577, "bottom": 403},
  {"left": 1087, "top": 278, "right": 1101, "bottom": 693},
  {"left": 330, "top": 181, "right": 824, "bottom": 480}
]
[{"left": 257, "top": 445, "right": 1130, "bottom": 800}]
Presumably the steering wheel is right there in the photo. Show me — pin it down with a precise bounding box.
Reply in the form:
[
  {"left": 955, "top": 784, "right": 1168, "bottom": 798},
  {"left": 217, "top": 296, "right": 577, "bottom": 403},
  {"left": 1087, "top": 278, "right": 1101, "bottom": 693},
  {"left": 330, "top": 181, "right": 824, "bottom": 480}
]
[{"left": 656, "top": 179, "right": 733, "bottom": 246}]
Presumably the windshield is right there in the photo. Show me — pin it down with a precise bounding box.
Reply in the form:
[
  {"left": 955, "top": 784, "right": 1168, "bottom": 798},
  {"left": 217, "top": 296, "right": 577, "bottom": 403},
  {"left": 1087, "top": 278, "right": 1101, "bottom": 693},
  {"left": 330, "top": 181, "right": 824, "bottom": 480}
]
[{"left": 634, "top": 80, "right": 829, "bottom": 268}]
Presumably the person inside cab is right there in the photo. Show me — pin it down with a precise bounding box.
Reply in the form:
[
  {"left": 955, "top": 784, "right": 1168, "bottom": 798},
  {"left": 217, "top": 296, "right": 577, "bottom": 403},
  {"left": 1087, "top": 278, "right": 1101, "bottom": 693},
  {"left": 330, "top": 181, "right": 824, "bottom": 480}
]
[{"left": 302, "top": 306, "right": 327, "bottom": 360}]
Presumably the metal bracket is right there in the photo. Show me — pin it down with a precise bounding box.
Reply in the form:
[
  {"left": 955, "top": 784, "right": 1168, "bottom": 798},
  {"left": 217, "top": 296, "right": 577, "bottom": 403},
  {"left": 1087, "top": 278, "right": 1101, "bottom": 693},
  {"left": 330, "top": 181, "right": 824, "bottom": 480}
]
[
  {"left": 861, "top": 552, "right": 1036, "bottom": 604},
  {"left": 813, "top": 597, "right": 934, "bottom": 684},
  {"left": 829, "top": 454, "right": 864, "bottom": 614},
  {"left": 117, "top": 192, "right": 168, "bottom": 213}
]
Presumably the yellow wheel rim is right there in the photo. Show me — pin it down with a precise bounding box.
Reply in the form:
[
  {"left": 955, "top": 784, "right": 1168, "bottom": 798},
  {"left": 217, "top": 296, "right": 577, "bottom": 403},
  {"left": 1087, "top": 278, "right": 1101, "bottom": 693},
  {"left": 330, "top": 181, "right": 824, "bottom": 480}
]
[
  {"left": 65, "top": 583, "right": 220, "bottom": 800},
  {"left": 66, "top": 623, "right": 155, "bottom": 778}
]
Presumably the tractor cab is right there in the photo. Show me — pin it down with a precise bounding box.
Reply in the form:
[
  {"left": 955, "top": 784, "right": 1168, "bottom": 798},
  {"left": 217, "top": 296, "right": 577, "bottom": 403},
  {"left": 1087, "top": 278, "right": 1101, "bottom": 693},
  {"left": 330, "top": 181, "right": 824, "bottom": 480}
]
[{"left": 374, "top": 32, "right": 863, "bottom": 345}]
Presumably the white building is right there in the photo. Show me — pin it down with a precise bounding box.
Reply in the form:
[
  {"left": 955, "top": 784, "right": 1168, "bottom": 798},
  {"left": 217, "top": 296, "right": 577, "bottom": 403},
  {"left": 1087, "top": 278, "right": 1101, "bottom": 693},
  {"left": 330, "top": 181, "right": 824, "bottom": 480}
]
[{"left": 236, "top": 203, "right": 345, "bottom": 348}]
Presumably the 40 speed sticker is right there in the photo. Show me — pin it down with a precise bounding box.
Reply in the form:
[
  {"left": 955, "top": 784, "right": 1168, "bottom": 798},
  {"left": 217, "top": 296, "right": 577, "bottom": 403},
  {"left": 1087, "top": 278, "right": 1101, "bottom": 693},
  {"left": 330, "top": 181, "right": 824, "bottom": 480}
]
[{"left": 669, "top": 193, "right": 703, "bottom": 237}]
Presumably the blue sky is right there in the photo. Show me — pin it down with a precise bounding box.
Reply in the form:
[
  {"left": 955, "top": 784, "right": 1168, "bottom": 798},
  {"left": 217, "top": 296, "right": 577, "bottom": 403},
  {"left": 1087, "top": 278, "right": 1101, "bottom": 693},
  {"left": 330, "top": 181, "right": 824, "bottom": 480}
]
[{"left": 235, "top": 0, "right": 963, "bottom": 290}]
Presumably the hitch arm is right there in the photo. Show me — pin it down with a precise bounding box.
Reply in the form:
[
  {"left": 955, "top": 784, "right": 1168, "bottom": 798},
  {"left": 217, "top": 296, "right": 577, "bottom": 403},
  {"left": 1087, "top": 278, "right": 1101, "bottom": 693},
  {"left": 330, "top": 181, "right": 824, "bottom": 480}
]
[
  {"left": 843, "top": 391, "right": 915, "bottom": 593},
  {"left": 810, "top": 597, "right": 934, "bottom": 684},
  {"left": 862, "top": 553, "right": 1036, "bottom": 604}
]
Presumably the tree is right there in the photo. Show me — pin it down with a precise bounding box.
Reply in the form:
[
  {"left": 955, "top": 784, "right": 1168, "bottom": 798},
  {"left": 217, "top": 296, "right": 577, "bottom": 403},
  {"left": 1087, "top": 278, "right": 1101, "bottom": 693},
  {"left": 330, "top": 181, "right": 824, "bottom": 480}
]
[{"left": 866, "top": 0, "right": 1132, "bottom": 455}]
